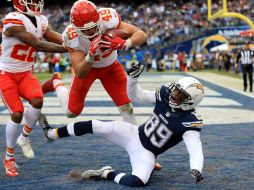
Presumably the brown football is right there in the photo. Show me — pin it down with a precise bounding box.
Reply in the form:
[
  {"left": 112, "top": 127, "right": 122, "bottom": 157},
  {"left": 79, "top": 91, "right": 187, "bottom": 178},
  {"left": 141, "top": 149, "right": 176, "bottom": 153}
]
[{"left": 102, "top": 29, "right": 131, "bottom": 40}]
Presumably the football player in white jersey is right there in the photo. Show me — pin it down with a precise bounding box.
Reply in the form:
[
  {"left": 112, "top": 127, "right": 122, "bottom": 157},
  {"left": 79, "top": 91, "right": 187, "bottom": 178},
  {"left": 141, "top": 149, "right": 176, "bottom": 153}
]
[
  {"left": 39, "top": 63, "right": 205, "bottom": 187},
  {"left": 0, "top": 0, "right": 67, "bottom": 177},
  {"left": 41, "top": 0, "right": 147, "bottom": 125}
]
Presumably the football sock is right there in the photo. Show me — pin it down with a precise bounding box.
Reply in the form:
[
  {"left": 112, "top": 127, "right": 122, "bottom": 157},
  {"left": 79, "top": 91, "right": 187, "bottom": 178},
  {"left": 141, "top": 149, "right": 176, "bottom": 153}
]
[
  {"left": 53, "top": 79, "right": 64, "bottom": 89},
  {"left": 22, "top": 104, "right": 41, "bottom": 137},
  {"left": 53, "top": 80, "right": 68, "bottom": 113},
  {"left": 48, "top": 121, "right": 93, "bottom": 139},
  {"left": 6, "top": 147, "right": 15, "bottom": 160},
  {"left": 5, "top": 120, "right": 19, "bottom": 160},
  {"left": 104, "top": 171, "right": 145, "bottom": 187},
  {"left": 119, "top": 111, "right": 137, "bottom": 125},
  {"left": 118, "top": 104, "right": 137, "bottom": 125}
]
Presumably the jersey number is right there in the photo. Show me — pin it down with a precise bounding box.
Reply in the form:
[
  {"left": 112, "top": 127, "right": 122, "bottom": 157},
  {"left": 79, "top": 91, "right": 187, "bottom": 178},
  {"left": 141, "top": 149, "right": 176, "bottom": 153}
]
[
  {"left": 11, "top": 44, "right": 36, "bottom": 62},
  {"left": 144, "top": 114, "right": 173, "bottom": 148},
  {"left": 66, "top": 27, "right": 78, "bottom": 40},
  {"left": 101, "top": 9, "right": 112, "bottom": 21}
]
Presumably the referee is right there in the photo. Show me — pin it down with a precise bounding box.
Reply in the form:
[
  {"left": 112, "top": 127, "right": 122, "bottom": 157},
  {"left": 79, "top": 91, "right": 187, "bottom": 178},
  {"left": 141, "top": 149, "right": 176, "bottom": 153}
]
[{"left": 238, "top": 41, "right": 253, "bottom": 92}]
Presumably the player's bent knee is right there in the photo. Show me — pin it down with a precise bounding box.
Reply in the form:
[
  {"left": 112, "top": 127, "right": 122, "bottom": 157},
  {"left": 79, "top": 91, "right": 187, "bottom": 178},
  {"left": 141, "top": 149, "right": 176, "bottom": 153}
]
[
  {"left": 119, "top": 175, "right": 145, "bottom": 187},
  {"left": 11, "top": 112, "right": 23, "bottom": 123},
  {"left": 30, "top": 98, "right": 43, "bottom": 109}
]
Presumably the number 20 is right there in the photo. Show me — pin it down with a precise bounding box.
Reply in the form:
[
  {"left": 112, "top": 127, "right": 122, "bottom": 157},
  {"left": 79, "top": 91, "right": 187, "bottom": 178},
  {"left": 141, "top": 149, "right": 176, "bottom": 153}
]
[
  {"left": 11, "top": 44, "right": 36, "bottom": 62},
  {"left": 144, "top": 114, "right": 173, "bottom": 148}
]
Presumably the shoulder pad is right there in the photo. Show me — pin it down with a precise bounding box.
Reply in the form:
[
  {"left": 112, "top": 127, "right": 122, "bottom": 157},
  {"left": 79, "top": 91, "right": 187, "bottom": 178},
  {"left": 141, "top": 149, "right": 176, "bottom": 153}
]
[
  {"left": 38, "top": 15, "right": 48, "bottom": 33},
  {"left": 3, "top": 12, "right": 24, "bottom": 26},
  {"left": 191, "top": 111, "right": 203, "bottom": 121},
  {"left": 5, "top": 12, "right": 23, "bottom": 20},
  {"left": 156, "top": 85, "right": 170, "bottom": 104},
  {"left": 182, "top": 111, "right": 204, "bottom": 129},
  {"left": 99, "top": 8, "right": 121, "bottom": 30},
  {"left": 2, "top": 12, "right": 24, "bottom": 32},
  {"left": 155, "top": 85, "right": 162, "bottom": 101},
  {"left": 182, "top": 121, "right": 203, "bottom": 129},
  {"left": 62, "top": 25, "right": 82, "bottom": 51}
]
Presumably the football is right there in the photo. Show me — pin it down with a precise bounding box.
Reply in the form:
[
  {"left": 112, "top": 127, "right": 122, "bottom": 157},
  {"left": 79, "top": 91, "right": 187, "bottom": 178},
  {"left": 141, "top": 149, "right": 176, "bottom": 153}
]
[{"left": 102, "top": 29, "right": 131, "bottom": 40}]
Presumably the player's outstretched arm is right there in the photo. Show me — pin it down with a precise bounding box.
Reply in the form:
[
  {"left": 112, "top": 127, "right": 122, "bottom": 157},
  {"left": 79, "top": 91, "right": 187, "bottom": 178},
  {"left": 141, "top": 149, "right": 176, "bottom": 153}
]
[
  {"left": 43, "top": 26, "right": 63, "bottom": 45},
  {"left": 5, "top": 26, "right": 67, "bottom": 53},
  {"left": 127, "top": 62, "right": 156, "bottom": 104},
  {"left": 119, "top": 22, "right": 147, "bottom": 49},
  {"left": 182, "top": 130, "right": 204, "bottom": 183},
  {"left": 103, "top": 21, "right": 147, "bottom": 51}
]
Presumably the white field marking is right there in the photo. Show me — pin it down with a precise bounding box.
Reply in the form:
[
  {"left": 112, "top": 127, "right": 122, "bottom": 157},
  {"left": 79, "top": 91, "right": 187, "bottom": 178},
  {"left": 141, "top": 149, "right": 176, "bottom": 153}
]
[
  {"left": 189, "top": 73, "right": 254, "bottom": 99},
  {"left": 1, "top": 107, "right": 254, "bottom": 125},
  {"left": 200, "top": 97, "right": 242, "bottom": 106}
]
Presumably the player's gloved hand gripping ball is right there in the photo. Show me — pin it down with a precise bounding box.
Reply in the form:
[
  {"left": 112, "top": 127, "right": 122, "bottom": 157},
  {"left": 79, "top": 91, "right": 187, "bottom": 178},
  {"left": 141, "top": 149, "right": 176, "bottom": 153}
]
[{"left": 85, "top": 35, "right": 103, "bottom": 62}]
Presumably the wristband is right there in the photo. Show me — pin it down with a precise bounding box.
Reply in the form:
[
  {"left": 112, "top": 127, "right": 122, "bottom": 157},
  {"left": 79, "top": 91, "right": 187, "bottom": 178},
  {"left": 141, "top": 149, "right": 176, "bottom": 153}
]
[{"left": 125, "top": 39, "right": 132, "bottom": 50}]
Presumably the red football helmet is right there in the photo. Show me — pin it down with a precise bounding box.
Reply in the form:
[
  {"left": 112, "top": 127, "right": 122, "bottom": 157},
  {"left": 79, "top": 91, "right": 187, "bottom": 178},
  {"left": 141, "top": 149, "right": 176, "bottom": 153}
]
[
  {"left": 70, "top": 0, "right": 101, "bottom": 40},
  {"left": 13, "top": 0, "right": 44, "bottom": 17}
]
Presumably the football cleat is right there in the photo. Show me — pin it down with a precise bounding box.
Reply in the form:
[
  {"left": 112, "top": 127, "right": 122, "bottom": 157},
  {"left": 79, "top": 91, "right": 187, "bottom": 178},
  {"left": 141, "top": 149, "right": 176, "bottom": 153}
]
[
  {"left": 42, "top": 72, "right": 62, "bottom": 94},
  {"left": 38, "top": 114, "right": 54, "bottom": 142},
  {"left": 17, "top": 135, "right": 35, "bottom": 159},
  {"left": 69, "top": 169, "right": 82, "bottom": 179},
  {"left": 81, "top": 166, "right": 112, "bottom": 180},
  {"left": 154, "top": 162, "right": 162, "bottom": 171},
  {"left": 4, "top": 158, "right": 19, "bottom": 177}
]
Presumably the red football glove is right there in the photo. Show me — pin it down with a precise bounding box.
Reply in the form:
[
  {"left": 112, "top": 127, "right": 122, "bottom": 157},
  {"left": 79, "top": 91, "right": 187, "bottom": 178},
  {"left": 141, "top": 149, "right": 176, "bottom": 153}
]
[
  {"left": 103, "top": 34, "right": 127, "bottom": 50},
  {"left": 89, "top": 35, "right": 103, "bottom": 55},
  {"left": 86, "top": 35, "right": 103, "bottom": 62}
]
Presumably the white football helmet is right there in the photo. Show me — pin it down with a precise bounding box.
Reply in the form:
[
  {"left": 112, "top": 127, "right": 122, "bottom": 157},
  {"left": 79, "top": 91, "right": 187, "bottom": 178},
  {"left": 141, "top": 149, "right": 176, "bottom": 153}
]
[{"left": 168, "top": 77, "right": 204, "bottom": 110}]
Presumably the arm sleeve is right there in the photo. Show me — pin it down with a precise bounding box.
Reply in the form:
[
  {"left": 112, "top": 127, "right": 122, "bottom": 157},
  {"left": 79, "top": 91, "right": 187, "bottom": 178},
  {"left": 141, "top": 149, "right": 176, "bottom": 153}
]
[
  {"left": 127, "top": 77, "right": 156, "bottom": 104},
  {"left": 183, "top": 130, "right": 204, "bottom": 173}
]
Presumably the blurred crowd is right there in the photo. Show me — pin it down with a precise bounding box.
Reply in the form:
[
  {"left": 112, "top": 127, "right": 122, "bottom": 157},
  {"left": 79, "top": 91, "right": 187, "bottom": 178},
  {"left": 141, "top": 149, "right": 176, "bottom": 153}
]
[
  {"left": 122, "top": 48, "right": 244, "bottom": 74},
  {"left": 1, "top": 0, "right": 254, "bottom": 45},
  {"left": 0, "top": 0, "right": 254, "bottom": 73}
]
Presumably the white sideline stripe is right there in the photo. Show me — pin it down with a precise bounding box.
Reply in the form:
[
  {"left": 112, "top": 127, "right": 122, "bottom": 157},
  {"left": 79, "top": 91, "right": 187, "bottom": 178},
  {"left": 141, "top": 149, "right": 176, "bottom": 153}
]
[
  {"left": 1, "top": 97, "right": 242, "bottom": 114},
  {"left": 196, "top": 107, "right": 254, "bottom": 124},
  {"left": 190, "top": 74, "right": 254, "bottom": 99},
  {"left": 27, "top": 96, "right": 242, "bottom": 108},
  {"left": 1, "top": 107, "right": 153, "bottom": 114},
  {"left": 1, "top": 107, "right": 254, "bottom": 125},
  {"left": 200, "top": 97, "right": 242, "bottom": 106}
]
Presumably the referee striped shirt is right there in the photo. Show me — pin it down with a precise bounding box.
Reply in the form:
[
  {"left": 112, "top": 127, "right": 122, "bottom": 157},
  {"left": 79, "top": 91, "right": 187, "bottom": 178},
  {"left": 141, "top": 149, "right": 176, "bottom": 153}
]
[{"left": 240, "top": 49, "right": 254, "bottom": 64}]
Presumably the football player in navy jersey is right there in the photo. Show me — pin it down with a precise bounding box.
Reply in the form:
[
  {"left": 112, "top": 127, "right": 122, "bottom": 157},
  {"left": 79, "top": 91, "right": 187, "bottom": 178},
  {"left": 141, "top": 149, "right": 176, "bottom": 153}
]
[{"left": 39, "top": 62, "right": 205, "bottom": 187}]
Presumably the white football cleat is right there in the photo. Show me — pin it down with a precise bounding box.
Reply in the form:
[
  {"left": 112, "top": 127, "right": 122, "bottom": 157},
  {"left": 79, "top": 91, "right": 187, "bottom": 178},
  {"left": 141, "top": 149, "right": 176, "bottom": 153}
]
[
  {"left": 17, "top": 135, "right": 35, "bottom": 159},
  {"left": 81, "top": 166, "right": 113, "bottom": 180}
]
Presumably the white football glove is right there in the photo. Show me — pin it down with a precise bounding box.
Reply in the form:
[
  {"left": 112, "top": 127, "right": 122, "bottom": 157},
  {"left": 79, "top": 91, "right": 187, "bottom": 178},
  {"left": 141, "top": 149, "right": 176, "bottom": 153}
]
[{"left": 127, "top": 62, "right": 145, "bottom": 78}]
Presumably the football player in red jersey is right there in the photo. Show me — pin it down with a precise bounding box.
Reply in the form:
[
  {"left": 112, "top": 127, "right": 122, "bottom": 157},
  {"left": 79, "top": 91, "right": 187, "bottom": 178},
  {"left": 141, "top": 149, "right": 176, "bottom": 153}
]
[
  {"left": 0, "top": 0, "right": 67, "bottom": 177},
  {"left": 42, "top": 0, "right": 147, "bottom": 125}
]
